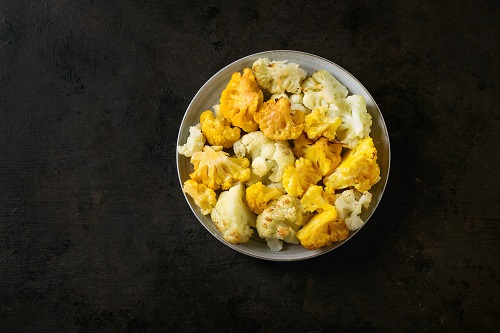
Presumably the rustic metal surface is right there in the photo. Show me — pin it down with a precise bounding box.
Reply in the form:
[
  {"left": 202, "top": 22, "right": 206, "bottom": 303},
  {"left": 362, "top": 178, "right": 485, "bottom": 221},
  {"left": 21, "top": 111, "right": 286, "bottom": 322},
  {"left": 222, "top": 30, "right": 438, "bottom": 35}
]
[{"left": 1, "top": 0, "right": 499, "bottom": 331}]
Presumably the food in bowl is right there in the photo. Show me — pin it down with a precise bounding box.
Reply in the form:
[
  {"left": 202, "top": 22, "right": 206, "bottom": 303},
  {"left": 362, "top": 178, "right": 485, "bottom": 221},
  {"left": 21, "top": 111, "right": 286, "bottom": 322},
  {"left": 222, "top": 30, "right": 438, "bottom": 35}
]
[{"left": 178, "top": 56, "right": 382, "bottom": 252}]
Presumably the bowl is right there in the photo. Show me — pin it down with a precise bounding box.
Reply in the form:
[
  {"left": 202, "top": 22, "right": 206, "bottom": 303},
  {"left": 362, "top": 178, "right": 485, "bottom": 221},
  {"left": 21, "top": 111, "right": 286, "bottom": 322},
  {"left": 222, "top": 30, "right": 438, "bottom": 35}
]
[{"left": 177, "top": 50, "right": 390, "bottom": 261}]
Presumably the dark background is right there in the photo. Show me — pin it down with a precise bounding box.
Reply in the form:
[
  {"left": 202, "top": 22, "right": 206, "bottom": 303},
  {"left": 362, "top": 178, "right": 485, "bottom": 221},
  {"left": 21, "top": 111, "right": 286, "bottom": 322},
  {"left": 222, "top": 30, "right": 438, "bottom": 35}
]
[{"left": 1, "top": 0, "right": 499, "bottom": 332}]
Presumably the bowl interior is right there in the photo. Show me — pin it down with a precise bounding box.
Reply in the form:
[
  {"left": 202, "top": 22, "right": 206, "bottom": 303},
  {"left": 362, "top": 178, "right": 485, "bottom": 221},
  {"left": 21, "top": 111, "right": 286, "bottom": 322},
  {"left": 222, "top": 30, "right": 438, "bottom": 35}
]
[{"left": 177, "top": 50, "right": 390, "bottom": 261}]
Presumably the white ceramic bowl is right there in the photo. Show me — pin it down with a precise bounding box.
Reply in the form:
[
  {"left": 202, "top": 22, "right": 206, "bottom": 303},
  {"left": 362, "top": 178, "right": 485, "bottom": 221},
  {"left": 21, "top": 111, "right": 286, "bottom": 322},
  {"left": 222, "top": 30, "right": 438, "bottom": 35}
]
[{"left": 177, "top": 50, "right": 390, "bottom": 261}]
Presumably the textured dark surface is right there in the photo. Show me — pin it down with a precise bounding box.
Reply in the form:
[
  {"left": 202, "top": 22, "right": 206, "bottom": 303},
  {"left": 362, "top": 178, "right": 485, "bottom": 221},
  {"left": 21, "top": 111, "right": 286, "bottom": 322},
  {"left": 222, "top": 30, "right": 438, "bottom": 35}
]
[{"left": 1, "top": 0, "right": 499, "bottom": 332}]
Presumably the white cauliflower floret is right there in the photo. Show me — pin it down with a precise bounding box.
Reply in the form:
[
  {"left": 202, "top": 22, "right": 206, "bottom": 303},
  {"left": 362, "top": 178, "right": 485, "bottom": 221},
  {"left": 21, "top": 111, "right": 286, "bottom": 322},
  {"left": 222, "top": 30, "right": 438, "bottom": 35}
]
[
  {"left": 210, "top": 183, "right": 256, "bottom": 244},
  {"left": 233, "top": 131, "right": 295, "bottom": 183},
  {"left": 177, "top": 123, "right": 206, "bottom": 157},
  {"left": 301, "top": 70, "right": 349, "bottom": 109},
  {"left": 269, "top": 141, "right": 296, "bottom": 182},
  {"left": 256, "top": 194, "right": 306, "bottom": 251},
  {"left": 328, "top": 95, "right": 372, "bottom": 148},
  {"left": 289, "top": 93, "right": 310, "bottom": 114},
  {"left": 334, "top": 189, "right": 373, "bottom": 231},
  {"left": 233, "top": 131, "right": 275, "bottom": 177},
  {"left": 252, "top": 58, "right": 307, "bottom": 94}
]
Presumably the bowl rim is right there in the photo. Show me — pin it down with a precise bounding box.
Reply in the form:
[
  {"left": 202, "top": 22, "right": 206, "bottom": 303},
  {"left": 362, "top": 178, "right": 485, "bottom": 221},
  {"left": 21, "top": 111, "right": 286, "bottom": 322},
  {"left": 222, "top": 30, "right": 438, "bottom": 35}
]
[{"left": 176, "top": 50, "right": 391, "bottom": 261}]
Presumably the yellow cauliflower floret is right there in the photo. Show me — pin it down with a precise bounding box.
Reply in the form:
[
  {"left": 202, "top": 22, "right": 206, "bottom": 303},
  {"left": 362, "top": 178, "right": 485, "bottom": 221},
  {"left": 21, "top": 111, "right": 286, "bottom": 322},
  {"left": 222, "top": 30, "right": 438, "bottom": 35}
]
[
  {"left": 182, "top": 179, "right": 217, "bottom": 215},
  {"left": 300, "top": 185, "right": 334, "bottom": 213},
  {"left": 245, "top": 182, "right": 283, "bottom": 214},
  {"left": 292, "top": 135, "right": 342, "bottom": 177},
  {"left": 220, "top": 68, "right": 263, "bottom": 133},
  {"left": 296, "top": 208, "right": 349, "bottom": 250},
  {"left": 190, "top": 146, "right": 251, "bottom": 191},
  {"left": 291, "top": 133, "right": 313, "bottom": 158},
  {"left": 324, "top": 137, "right": 381, "bottom": 192},
  {"left": 304, "top": 107, "right": 342, "bottom": 141},
  {"left": 200, "top": 110, "right": 240, "bottom": 148},
  {"left": 282, "top": 158, "right": 322, "bottom": 197},
  {"left": 253, "top": 97, "right": 305, "bottom": 141}
]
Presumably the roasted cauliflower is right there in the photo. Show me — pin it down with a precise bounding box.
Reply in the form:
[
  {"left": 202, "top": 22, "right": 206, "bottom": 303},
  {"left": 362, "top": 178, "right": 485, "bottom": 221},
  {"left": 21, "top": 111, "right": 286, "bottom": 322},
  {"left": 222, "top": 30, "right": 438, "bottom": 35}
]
[
  {"left": 289, "top": 93, "right": 310, "bottom": 114},
  {"left": 269, "top": 141, "right": 296, "bottom": 182},
  {"left": 304, "top": 107, "right": 342, "bottom": 141},
  {"left": 182, "top": 179, "right": 217, "bottom": 215},
  {"left": 179, "top": 58, "right": 384, "bottom": 252},
  {"left": 252, "top": 58, "right": 307, "bottom": 94},
  {"left": 292, "top": 135, "right": 342, "bottom": 177},
  {"left": 269, "top": 93, "right": 310, "bottom": 114},
  {"left": 256, "top": 194, "right": 306, "bottom": 251},
  {"left": 282, "top": 158, "right": 322, "bottom": 197},
  {"left": 220, "top": 68, "right": 263, "bottom": 132},
  {"left": 245, "top": 182, "right": 283, "bottom": 214},
  {"left": 328, "top": 94, "right": 372, "bottom": 149},
  {"left": 300, "top": 185, "right": 334, "bottom": 213},
  {"left": 334, "top": 189, "right": 373, "bottom": 231},
  {"left": 253, "top": 97, "right": 305, "bottom": 141},
  {"left": 200, "top": 109, "right": 240, "bottom": 148},
  {"left": 190, "top": 145, "right": 251, "bottom": 191},
  {"left": 301, "top": 70, "right": 348, "bottom": 109},
  {"left": 290, "top": 132, "right": 313, "bottom": 158},
  {"left": 233, "top": 131, "right": 275, "bottom": 177},
  {"left": 211, "top": 183, "right": 256, "bottom": 244},
  {"left": 177, "top": 123, "right": 206, "bottom": 157},
  {"left": 233, "top": 131, "right": 295, "bottom": 182},
  {"left": 296, "top": 208, "right": 349, "bottom": 250},
  {"left": 323, "top": 137, "right": 380, "bottom": 192}
]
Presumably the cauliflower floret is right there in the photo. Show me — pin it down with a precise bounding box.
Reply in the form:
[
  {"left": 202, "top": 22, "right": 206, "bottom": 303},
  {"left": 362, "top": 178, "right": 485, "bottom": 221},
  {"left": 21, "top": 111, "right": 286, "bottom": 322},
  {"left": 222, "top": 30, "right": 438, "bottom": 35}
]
[
  {"left": 289, "top": 93, "right": 310, "bottom": 114},
  {"left": 244, "top": 172, "right": 266, "bottom": 187},
  {"left": 301, "top": 70, "right": 349, "bottom": 109},
  {"left": 245, "top": 182, "right": 283, "bottom": 214},
  {"left": 256, "top": 194, "right": 306, "bottom": 251},
  {"left": 253, "top": 97, "right": 305, "bottom": 141},
  {"left": 334, "top": 189, "right": 373, "bottom": 231},
  {"left": 282, "top": 158, "right": 322, "bottom": 197},
  {"left": 300, "top": 185, "right": 334, "bottom": 213},
  {"left": 200, "top": 109, "right": 240, "bottom": 148},
  {"left": 252, "top": 58, "right": 307, "bottom": 94},
  {"left": 291, "top": 132, "right": 313, "bottom": 158},
  {"left": 328, "top": 95, "right": 372, "bottom": 149},
  {"left": 269, "top": 141, "right": 296, "bottom": 182},
  {"left": 296, "top": 208, "right": 349, "bottom": 250},
  {"left": 266, "top": 181, "right": 286, "bottom": 193},
  {"left": 233, "top": 131, "right": 275, "bottom": 177},
  {"left": 304, "top": 107, "right": 342, "bottom": 141},
  {"left": 211, "top": 183, "right": 256, "bottom": 244},
  {"left": 220, "top": 68, "right": 263, "bottom": 132},
  {"left": 292, "top": 135, "right": 342, "bottom": 177},
  {"left": 190, "top": 146, "right": 251, "bottom": 191},
  {"left": 177, "top": 123, "right": 206, "bottom": 157},
  {"left": 269, "top": 93, "right": 310, "bottom": 114},
  {"left": 269, "top": 93, "right": 288, "bottom": 101},
  {"left": 323, "top": 137, "right": 380, "bottom": 192},
  {"left": 233, "top": 131, "right": 295, "bottom": 183},
  {"left": 182, "top": 179, "right": 217, "bottom": 215}
]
